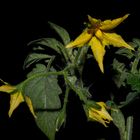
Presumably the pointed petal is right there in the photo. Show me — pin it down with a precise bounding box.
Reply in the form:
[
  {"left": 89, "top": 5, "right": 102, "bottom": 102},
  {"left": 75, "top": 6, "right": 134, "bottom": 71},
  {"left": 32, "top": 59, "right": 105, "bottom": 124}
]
[
  {"left": 88, "top": 101, "right": 113, "bottom": 127},
  {"left": 97, "top": 102, "right": 113, "bottom": 121},
  {"left": 66, "top": 29, "right": 92, "bottom": 48},
  {"left": 102, "top": 32, "right": 134, "bottom": 50},
  {"left": 88, "top": 15, "right": 100, "bottom": 25},
  {"left": 100, "top": 14, "right": 130, "bottom": 31},
  {"left": 0, "top": 80, "right": 16, "bottom": 93},
  {"left": 95, "top": 29, "right": 103, "bottom": 40},
  {"left": 0, "top": 85, "right": 16, "bottom": 93},
  {"left": 89, "top": 109, "right": 108, "bottom": 127},
  {"left": 89, "top": 37, "right": 106, "bottom": 73},
  {"left": 25, "top": 96, "right": 37, "bottom": 118},
  {"left": 8, "top": 92, "right": 24, "bottom": 117}
]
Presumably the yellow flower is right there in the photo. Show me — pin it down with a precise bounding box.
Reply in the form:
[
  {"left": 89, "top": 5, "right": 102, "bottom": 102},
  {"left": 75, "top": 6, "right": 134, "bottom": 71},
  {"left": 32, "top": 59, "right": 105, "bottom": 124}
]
[
  {"left": 88, "top": 102, "right": 113, "bottom": 127},
  {"left": 66, "top": 14, "right": 134, "bottom": 72},
  {"left": 0, "top": 80, "right": 36, "bottom": 118},
  {"left": 9, "top": 91, "right": 25, "bottom": 117},
  {"left": 0, "top": 79, "right": 16, "bottom": 93}
]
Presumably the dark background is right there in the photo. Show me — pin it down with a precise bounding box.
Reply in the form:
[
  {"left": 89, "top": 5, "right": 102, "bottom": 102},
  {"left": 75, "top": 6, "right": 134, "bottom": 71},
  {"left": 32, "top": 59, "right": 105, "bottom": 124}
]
[{"left": 0, "top": 0, "right": 140, "bottom": 139}]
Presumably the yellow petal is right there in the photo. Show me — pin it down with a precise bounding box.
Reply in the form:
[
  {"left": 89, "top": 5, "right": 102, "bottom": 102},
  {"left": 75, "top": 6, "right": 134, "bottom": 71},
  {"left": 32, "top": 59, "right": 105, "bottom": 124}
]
[
  {"left": 88, "top": 15, "right": 100, "bottom": 25},
  {"left": 96, "top": 102, "right": 113, "bottom": 121},
  {"left": 66, "top": 29, "right": 92, "bottom": 48},
  {"left": 97, "top": 102, "right": 106, "bottom": 107},
  {"left": 0, "top": 80, "right": 16, "bottom": 93},
  {"left": 0, "top": 85, "right": 16, "bottom": 93},
  {"left": 25, "top": 96, "right": 37, "bottom": 118},
  {"left": 89, "top": 102, "right": 113, "bottom": 127},
  {"left": 89, "top": 109, "right": 107, "bottom": 127},
  {"left": 88, "top": 37, "right": 106, "bottom": 73},
  {"left": 100, "top": 14, "right": 129, "bottom": 31},
  {"left": 8, "top": 92, "right": 24, "bottom": 117},
  {"left": 95, "top": 29, "right": 103, "bottom": 40},
  {"left": 102, "top": 32, "right": 134, "bottom": 50}
]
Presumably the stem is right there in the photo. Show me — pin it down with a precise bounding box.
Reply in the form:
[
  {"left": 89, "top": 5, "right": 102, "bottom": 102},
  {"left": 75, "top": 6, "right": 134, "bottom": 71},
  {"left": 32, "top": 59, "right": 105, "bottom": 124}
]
[
  {"left": 46, "top": 55, "right": 55, "bottom": 72},
  {"left": 74, "top": 47, "right": 83, "bottom": 63},
  {"left": 63, "top": 86, "right": 70, "bottom": 110},
  {"left": 126, "top": 116, "right": 133, "bottom": 140},
  {"left": 18, "top": 64, "right": 76, "bottom": 91},
  {"left": 119, "top": 116, "right": 133, "bottom": 140},
  {"left": 60, "top": 45, "right": 71, "bottom": 63},
  {"left": 64, "top": 73, "right": 87, "bottom": 103},
  {"left": 74, "top": 46, "right": 89, "bottom": 66},
  {"left": 19, "top": 70, "right": 64, "bottom": 90}
]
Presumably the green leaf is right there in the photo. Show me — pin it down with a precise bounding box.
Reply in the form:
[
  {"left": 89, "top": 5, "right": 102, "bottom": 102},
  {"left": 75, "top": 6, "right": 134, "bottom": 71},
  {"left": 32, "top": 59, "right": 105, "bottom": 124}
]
[
  {"left": 23, "top": 53, "right": 52, "bottom": 69},
  {"left": 28, "top": 38, "right": 63, "bottom": 54},
  {"left": 120, "top": 92, "right": 139, "bottom": 107},
  {"left": 33, "top": 46, "right": 45, "bottom": 51},
  {"left": 48, "top": 22, "right": 70, "bottom": 45},
  {"left": 111, "top": 103, "right": 126, "bottom": 139},
  {"left": 55, "top": 110, "right": 66, "bottom": 132},
  {"left": 112, "top": 59, "right": 128, "bottom": 88},
  {"left": 24, "top": 64, "right": 62, "bottom": 140},
  {"left": 75, "top": 46, "right": 89, "bottom": 75},
  {"left": 27, "top": 64, "right": 47, "bottom": 77},
  {"left": 115, "top": 48, "right": 134, "bottom": 59},
  {"left": 113, "top": 71, "right": 128, "bottom": 88},
  {"left": 132, "top": 38, "right": 140, "bottom": 47},
  {"left": 127, "top": 73, "right": 140, "bottom": 91},
  {"left": 112, "top": 59, "right": 126, "bottom": 72}
]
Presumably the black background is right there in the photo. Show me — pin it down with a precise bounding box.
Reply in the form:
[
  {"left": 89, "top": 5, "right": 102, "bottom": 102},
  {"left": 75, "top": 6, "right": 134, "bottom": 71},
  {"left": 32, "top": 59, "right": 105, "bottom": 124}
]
[{"left": 0, "top": 0, "right": 140, "bottom": 140}]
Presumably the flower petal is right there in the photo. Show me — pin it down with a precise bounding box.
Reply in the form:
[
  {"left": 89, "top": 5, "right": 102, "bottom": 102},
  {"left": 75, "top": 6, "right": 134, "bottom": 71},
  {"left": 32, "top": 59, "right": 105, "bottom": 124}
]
[
  {"left": 96, "top": 102, "right": 113, "bottom": 121},
  {"left": 25, "top": 96, "right": 37, "bottom": 118},
  {"left": 0, "top": 85, "right": 16, "bottom": 93},
  {"left": 95, "top": 29, "right": 103, "bottom": 40},
  {"left": 89, "top": 37, "right": 106, "bottom": 73},
  {"left": 100, "top": 14, "right": 129, "bottom": 31},
  {"left": 88, "top": 15, "right": 100, "bottom": 25},
  {"left": 89, "top": 109, "right": 107, "bottom": 127},
  {"left": 102, "top": 32, "right": 134, "bottom": 50},
  {"left": 88, "top": 102, "right": 113, "bottom": 127},
  {"left": 66, "top": 29, "right": 92, "bottom": 48},
  {"left": 8, "top": 92, "right": 24, "bottom": 117}
]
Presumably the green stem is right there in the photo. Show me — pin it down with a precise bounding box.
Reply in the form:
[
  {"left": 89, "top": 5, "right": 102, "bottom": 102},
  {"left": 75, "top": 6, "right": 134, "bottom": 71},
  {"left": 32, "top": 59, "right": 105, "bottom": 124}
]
[
  {"left": 19, "top": 70, "right": 64, "bottom": 90},
  {"left": 126, "top": 116, "right": 133, "bottom": 140},
  {"left": 74, "top": 47, "right": 83, "bottom": 63},
  {"left": 74, "top": 46, "right": 89, "bottom": 66},
  {"left": 63, "top": 86, "right": 70, "bottom": 110},
  {"left": 64, "top": 73, "right": 87, "bottom": 103},
  {"left": 119, "top": 116, "right": 133, "bottom": 140},
  {"left": 60, "top": 45, "right": 71, "bottom": 63},
  {"left": 18, "top": 64, "right": 76, "bottom": 91},
  {"left": 46, "top": 55, "right": 55, "bottom": 72}
]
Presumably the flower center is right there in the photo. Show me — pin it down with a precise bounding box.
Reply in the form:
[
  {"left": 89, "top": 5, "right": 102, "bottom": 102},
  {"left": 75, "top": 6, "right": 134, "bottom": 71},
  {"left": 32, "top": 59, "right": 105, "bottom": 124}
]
[{"left": 87, "top": 20, "right": 101, "bottom": 35}]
